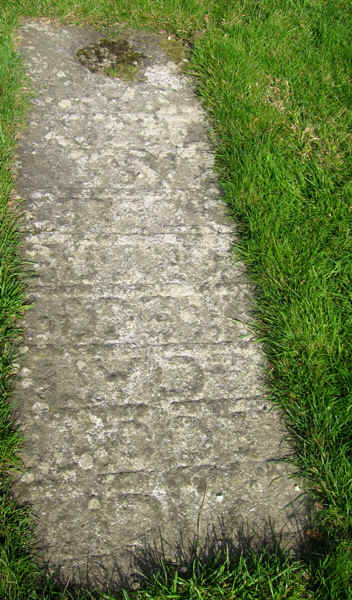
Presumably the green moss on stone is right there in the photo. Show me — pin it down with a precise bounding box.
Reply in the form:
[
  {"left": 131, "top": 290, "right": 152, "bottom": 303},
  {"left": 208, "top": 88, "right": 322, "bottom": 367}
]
[
  {"left": 76, "top": 38, "right": 146, "bottom": 81},
  {"left": 159, "top": 37, "right": 190, "bottom": 65}
]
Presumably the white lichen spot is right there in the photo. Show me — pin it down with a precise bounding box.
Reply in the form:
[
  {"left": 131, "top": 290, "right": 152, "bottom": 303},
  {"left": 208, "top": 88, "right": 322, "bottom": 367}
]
[
  {"left": 39, "top": 462, "right": 50, "bottom": 475},
  {"left": 44, "top": 131, "right": 55, "bottom": 141},
  {"left": 145, "top": 65, "right": 183, "bottom": 91},
  {"left": 69, "top": 150, "right": 84, "bottom": 160},
  {"left": 32, "top": 402, "right": 49, "bottom": 414},
  {"left": 56, "top": 136, "right": 70, "bottom": 147},
  {"left": 88, "top": 498, "right": 101, "bottom": 510},
  {"left": 136, "top": 164, "right": 158, "bottom": 183},
  {"left": 78, "top": 454, "right": 93, "bottom": 470},
  {"left": 181, "top": 309, "right": 196, "bottom": 323},
  {"left": 58, "top": 99, "right": 72, "bottom": 109},
  {"left": 121, "top": 88, "right": 136, "bottom": 102},
  {"left": 89, "top": 414, "right": 104, "bottom": 427},
  {"left": 20, "top": 367, "right": 31, "bottom": 376},
  {"left": 95, "top": 447, "right": 108, "bottom": 460},
  {"left": 22, "top": 472, "right": 35, "bottom": 484},
  {"left": 56, "top": 70, "right": 66, "bottom": 78},
  {"left": 80, "top": 96, "right": 95, "bottom": 104}
]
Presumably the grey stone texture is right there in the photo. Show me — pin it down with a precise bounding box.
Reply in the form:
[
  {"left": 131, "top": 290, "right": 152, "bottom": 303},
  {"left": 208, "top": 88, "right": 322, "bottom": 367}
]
[{"left": 11, "top": 19, "right": 309, "bottom": 588}]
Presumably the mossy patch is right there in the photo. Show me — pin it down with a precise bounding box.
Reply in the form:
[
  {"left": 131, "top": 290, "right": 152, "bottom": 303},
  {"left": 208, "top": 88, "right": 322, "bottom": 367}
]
[
  {"left": 159, "top": 37, "right": 190, "bottom": 64},
  {"left": 76, "top": 38, "right": 146, "bottom": 81}
]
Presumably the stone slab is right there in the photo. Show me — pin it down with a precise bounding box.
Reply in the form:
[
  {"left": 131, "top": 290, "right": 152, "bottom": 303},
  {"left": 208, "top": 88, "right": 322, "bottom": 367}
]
[{"left": 11, "top": 19, "right": 309, "bottom": 589}]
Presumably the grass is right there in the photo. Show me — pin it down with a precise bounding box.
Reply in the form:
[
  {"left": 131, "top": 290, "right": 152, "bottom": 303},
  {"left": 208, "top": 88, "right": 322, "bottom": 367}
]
[{"left": 0, "top": 0, "right": 351, "bottom": 597}]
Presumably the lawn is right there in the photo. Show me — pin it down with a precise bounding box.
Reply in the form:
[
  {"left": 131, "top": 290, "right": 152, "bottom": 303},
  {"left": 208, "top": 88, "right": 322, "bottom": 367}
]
[{"left": 0, "top": 0, "right": 351, "bottom": 598}]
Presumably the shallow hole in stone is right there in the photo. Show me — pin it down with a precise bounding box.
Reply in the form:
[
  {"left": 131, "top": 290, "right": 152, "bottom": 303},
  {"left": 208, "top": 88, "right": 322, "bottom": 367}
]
[{"left": 76, "top": 38, "right": 146, "bottom": 80}]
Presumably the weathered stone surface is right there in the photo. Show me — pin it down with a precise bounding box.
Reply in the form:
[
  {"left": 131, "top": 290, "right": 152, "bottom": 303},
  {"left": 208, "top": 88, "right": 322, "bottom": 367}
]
[{"left": 11, "top": 19, "right": 309, "bottom": 588}]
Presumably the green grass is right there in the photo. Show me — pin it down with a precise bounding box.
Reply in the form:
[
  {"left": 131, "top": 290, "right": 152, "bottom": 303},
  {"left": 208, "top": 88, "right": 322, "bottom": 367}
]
[{"left": 1, "top": 0, "right": 351, "bottom": 597}]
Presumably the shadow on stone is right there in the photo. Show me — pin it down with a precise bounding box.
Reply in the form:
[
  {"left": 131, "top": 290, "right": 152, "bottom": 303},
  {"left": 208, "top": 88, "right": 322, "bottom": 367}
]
[{"left": 28, "top": 501, "right": 324, "bottom": 597}]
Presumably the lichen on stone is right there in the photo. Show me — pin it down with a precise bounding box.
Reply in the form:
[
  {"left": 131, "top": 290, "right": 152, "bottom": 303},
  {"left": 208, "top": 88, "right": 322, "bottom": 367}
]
[{"left": 76, "top": 38, "right": 146, "bottom": 80}]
